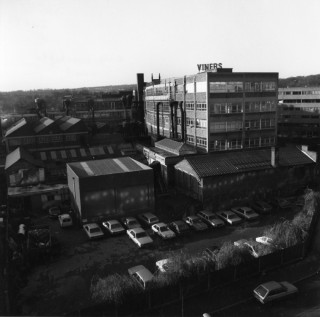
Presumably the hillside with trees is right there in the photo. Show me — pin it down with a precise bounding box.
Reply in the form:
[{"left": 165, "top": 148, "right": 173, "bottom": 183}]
[{"left": 279, "top": 74, "right": 320, "bottom": 88}]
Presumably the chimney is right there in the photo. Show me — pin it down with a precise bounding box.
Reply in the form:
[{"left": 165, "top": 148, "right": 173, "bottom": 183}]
[{"left": 271, "top": 146, "right": 279, "bottom": 167}]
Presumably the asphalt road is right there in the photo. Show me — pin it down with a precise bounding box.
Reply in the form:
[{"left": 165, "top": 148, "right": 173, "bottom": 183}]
[{"left": 218, "top": 273, "right": 320, "bottom": 317}]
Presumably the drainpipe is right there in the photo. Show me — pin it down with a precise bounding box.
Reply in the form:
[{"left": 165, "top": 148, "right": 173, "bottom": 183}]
[
  {"left": 170, "top": 102, "right": 175, "bottom": 138},
  {"left": 179, "top": 101, "right": 184, "bottom": 142},
  {"left": 156, "top": 102, "right": 160, "bottom": 139},
  {"left": 174, "top": 103, "right": 178, "bottom": 138}
]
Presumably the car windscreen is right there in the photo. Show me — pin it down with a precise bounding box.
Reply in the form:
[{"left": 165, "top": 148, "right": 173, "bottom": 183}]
[
  {"left": 209, "top": 215, "right": 218, "bottom": 220},
  {"left": 229, "top": 214, "right": 238, "bottom": 220},
  {"left": 159, "top": 226, "right": 168, "bottom": 232},
  {"left": 136, "top": 231, "right": 147, "bottom": 238},
  {"left": 150, "top": 217, "right": 158, "bottom": 223},
  {"left": 90, "top": 228, "right": 101, "bottom": 233},
  {"left": 193, "top": 218, "right": 202, "bottom": 223},
  {"left": 246, "top": 210, "right": 255, "bottom": 215},
  {"left": 111, "top": 224, "right": 122, "bottom": 229},
  {"left": 255, "top": 285, "right": 268, "bottom": 298}
]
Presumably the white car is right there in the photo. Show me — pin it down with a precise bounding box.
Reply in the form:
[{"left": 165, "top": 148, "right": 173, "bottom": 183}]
[
  {"left": 254, "top": 281, "right": 298, "bottom": 304},
  {"left": 197, "top": 210, "right": 225, "bottom": 228},
  {"left": 155, "top": 258, "right": 174, "bottom": 273},
  {"left": 102, "top": 220, "right": 125, "bottom": 235},
  {"left": 128, "top": 265, "right": 154, "bottom": 289},
  {"left": 234, "top": 239, "right": 259, "bottom": 258},
  {"left": 127, "top": 227, "right": 153, "bottom": 248},
  {"left": 151, "top": 222, "right": 176, "bottom": 239},
  {"left": 231, "top": 207, "right": 259, "bottom": 221},
  {"left": 58, "top": 214, "right": 73, "bottom": 228},
  {"left": 256, "top": 236, "right": 273, "bottom": 246},
  {"left": 217, "top": 211, "right": 242, "bottom": 225},
  {"left": 83, "top": 223, "right": 104, "bottom": 239}
]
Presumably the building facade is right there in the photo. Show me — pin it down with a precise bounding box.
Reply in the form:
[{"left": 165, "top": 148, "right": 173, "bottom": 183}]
[
  {"left": 144, "top": 68, "right": 278, "bottom": 153},
  {"left": 67, "top": 157, "right": 155, "bottom": 224},
  {"left": 278, "top": 87, "right": 320, "bottom": 143}
]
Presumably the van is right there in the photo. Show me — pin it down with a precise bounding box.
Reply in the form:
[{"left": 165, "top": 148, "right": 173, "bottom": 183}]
[
  {"left": 138, "top": 212, "right": 159, "bottom": 227},
  {"left": 128, "top": 265, "right": 153, "bottom": 289}
]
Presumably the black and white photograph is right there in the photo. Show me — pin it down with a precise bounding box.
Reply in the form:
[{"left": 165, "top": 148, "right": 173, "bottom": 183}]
[{"left": 1, "top": 0, "right": 320, "bottom": 316}]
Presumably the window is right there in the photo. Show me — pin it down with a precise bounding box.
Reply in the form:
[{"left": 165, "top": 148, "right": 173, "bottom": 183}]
[
  {"left": 210, "top": 122, "right": 226, "bottom": 132},
  {"left": 212, "top": 103, "right": 226, "bottom": 114},
  {"left": 226, "top": 121, "right": 242, "bottom": 131},
  {"left": 245, "top": 120, "right": 260, "bottom": 129},
  {"left": 196, "top": 119, "right": 207, "bottom": 128},
  {"left": 210, "top": 81, "right": 243, "bottom": 93},
  {"left": 186, "top": 103, "right": 194, "bottom": 110},
  {"left": 228, "top": 139, "right": 242, "bottom": 149},
  {"left": 245, "top": 138, "right": 260, "bottom": 148},
  {"left": 196, "top": 137, "right": 207, "bottom": 148},
  {"left": 186, "top": 118, "right": 194, "bottom": 126},
  {"left": 177, "top": 117, "right": 181, "bottom": 125},
  {"left": 196, "top": 103, "right": 207, "bottom": 111},
  {"left": 211, "top": 140, "right": 226, "bottom": 151},
  {"left": 38, "top": 136, "right": 50, "bottom": 144},
  {"left": 65, "top": 134, "right": 76, "bottom": 142},
  {"left": 227, "top": 103, "right": 242, "bottom": 113},
  {"left": 186, "top": 135, "right": 194, "bottom": 144}
]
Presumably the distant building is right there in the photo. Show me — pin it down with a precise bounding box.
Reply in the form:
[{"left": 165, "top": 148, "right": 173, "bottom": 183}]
[
  {"left": 144, "top": 68, "right": 278, "bottom": 152},
  {"left": 278, "top": 87, "right": 320, "bottom": 144},
  {"left": 67, "top": 157, "right": 155, "bottom": 224}
]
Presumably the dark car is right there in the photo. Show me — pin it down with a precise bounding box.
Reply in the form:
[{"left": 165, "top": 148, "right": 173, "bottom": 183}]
[
  {"left": 251, "top": 201, "right": 273, "bottom": 214},
  {"left": 169, "top": 220, "right": 191, "bottom": 235}
]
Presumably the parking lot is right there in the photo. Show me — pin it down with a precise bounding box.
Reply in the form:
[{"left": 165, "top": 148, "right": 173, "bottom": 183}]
[{"left": 17, "top": 199, "right": 302, "bottom": 315}]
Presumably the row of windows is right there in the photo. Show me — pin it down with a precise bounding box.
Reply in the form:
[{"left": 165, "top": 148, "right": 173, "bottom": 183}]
[
  {"left": 282, "top": 106, "right": 320, "bottom": 112},
  {"left": 211, "top": 137, "right": 275, "bottom": 150},
  {"left": 74, "top": 101, "right": 125, "bottom": 111},
  {"left": 185, "top": 135, "right": 207, "bottom": 148},
  {"left": 281, "top": 99, "right": 320, "bottom": 103},
  {"left": 279, "top": 90, "right": 320, "bottom": 95},
  {"left": 209, "top": 81, "right": 276, "bottom": 93},
  {"left": 8, "top": 134, "right": 78, "bottom": 147},
  {"left": 210, "top": 119, "right": 275, "bottom": 132},
  {"left": 210, "top": 101, "right": 276, "bottom": 114}
]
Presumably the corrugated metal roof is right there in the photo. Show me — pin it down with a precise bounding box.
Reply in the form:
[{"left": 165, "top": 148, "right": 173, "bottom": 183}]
[
  {"left": 5, "top": 147, "right": 44, "bottom": 170},
  {"left": 33, "top": 117, "right": 54, "bottom": 133},
  {"left": 155, "top": 138, "right": 197, "bottom": 155},
  {"left": 68, "top": 157, "right": 151, "bottom": 178},
  {"left": 57, "top": 116, "right": 81, "bottom": 131},
  {"left": 177, "top": 147, "right": 314, "bottom": 178},
  {"left": 4, "top": 118, "right": 27, "bottom": 137}
]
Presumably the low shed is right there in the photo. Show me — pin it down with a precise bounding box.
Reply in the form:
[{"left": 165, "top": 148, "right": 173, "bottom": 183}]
[{"left": 67, "top": 157, "right": 154, "bottom": 223}]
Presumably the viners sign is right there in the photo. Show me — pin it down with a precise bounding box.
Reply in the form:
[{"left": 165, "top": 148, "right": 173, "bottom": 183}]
[{"left": 197, "top": 63, "right": 222, "bottom": 72}]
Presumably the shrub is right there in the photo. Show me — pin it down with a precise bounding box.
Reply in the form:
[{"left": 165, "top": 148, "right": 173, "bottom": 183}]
[
  {"left": 90, "top": 273, "right": 142, "bottom": 304},
  {"left": 215, "top": 242, "right": 248, "bottom": 270}
]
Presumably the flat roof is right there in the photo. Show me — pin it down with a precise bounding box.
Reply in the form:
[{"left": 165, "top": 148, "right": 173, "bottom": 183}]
[{"left": 68, "top": 156, "right": 151, "bottom": 178}]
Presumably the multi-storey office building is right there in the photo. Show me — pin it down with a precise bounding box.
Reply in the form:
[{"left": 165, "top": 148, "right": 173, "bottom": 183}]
[
  {"left": 278, "top": 87, "right": 320, "bottom": 143},
  {"left": 144, "top": 68, "right": 278, "bottom": 153}
]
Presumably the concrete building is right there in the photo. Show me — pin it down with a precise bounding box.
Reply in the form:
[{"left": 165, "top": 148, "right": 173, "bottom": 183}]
[
  {"left": 67, "top": 157, "right": 154, "bottom": 224},
  {"left": 278, "top": 87, "right": 320, "bottom": 144},
  {"left": 144, "top": 68, "right": 278, "bottom": 153}
]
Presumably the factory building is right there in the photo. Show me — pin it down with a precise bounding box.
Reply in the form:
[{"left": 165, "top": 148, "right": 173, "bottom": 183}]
[
  {"left": 67, "top": 157, "right": 154, "bottom": 224},
  {"left": 143, "top": 67, "right": 278, "bottom": 153}
]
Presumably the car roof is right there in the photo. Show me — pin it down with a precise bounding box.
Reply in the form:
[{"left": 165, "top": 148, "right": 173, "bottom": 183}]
[
  {"left": 128, "top": 265, "right": 153, "bottom": 281},
  {"left": 220, "top": 210, "right": 233, "bottom": 215},
  {"left": 260, "top": 281, "right": 282, "bottom": 291},
  {"left": 125, "top": 217, "right": 137, "bottom": 221},
  {"left": 141, "top": 212, "right": 157, "bottom": 217},
  {"left": 189, "top": 215, "right": 199, "bottom": 219},
  {"left": 198, "top": 210, "right": 214, "bottom": 215},
  {"left": 107, "top": 219, "right": 120, "bottom": 224},
  {"left": 60, "top": 214, "right": 71, "bottom": 219},
  {"left": 130, "top": 227, "right": 145, "bottom": 233},
  {"left": 154, "top": 222, "right": 166, "bottom": 227},
  {"left": 173, "top": 220, "right": 186, "bottom": 225},
  {"left": 85, "top": 223, "right": 99, "bottom": 228}
]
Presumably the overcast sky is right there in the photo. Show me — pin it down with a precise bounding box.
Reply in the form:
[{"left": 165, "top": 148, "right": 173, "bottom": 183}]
[{"left": 1, "top": 0, "right": 320, "bottom": 91}]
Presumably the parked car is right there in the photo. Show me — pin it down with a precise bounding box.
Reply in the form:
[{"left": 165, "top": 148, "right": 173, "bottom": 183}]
[
  {"left": 102, "top": 220, "right": 125, "bottom": 235},
  {"left": 197, "top": 210, "right": 225, "bottom": 228},
  {"left": 155, "top": 258, "right": 174, "bottom": 273},
  {"left": 151, "top": 222, "right": 176, "bottom": 240},
  {"left": 121, "top": 217, "right": 141, "bottom": 229},
  {"left": 128, "top": 265, "right": 154, "bottom": 289},
  {"left": 48, "top": 206, "right": 61, "bottom": 219},
  {"left": 184, "top": 216, "right": 208, "bottom": 231},
  {"left": 256, "top": 236, "right": 273, "bottom": 246},
  {"left": 253, "top": 281, "right": 298, "bottom": 304},
  {"left": 217, "top": 210, "right": 242, "bottom": 225},
  {"left": 138, "top": 212, "right": 160, "bottom": 227},
  {"left": 58, "top": 214, "right": 73, "bottom": 228},
  {"left": 271, "top": 197, "right": 291, "bottom": 209},
  {"left": 127, "top": 227, "right": 153, "bottom": 248},
  {"left": 168, "top": 220, "right": 191, "bottom": 235},
  {"left": 251, "top": 200, "right": 273, "bottom": 214},
  {"left": 203, "top": 245, "right": 220, "bottom": 260},
  {"left": 231, "top": 207, "right": 259, "bottom": 221},
  {"left": 83, "top": 223, "right": 104, "bottom": 240}
]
